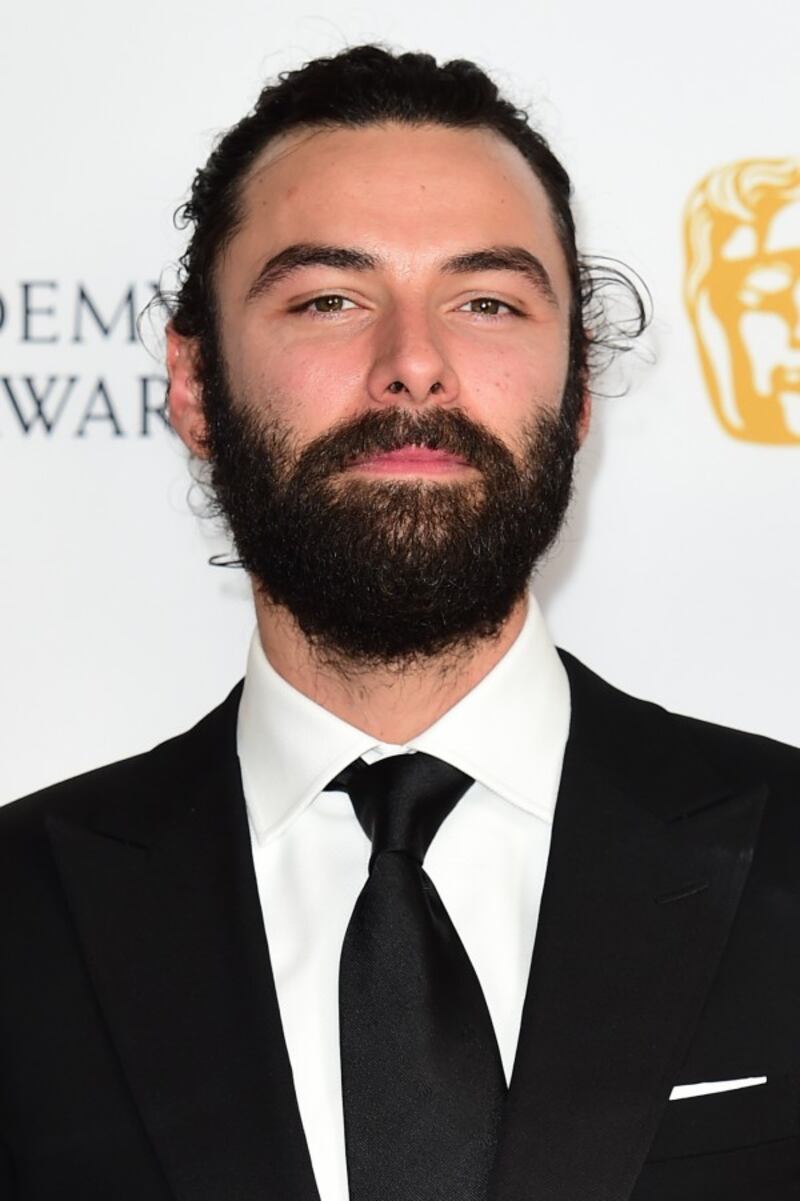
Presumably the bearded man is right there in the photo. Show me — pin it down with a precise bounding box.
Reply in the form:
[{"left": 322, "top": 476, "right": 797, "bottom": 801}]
[{"left": 1, "top": 45, "right": 798, "bottom": 1201}]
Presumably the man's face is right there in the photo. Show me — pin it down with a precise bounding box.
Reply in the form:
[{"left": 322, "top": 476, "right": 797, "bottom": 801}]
[
  {"left": 213, "top": 122, "right": 575, "bottom": 468},
  {"left": 170, "top": 122, "right": 583, "bottom": 666}
]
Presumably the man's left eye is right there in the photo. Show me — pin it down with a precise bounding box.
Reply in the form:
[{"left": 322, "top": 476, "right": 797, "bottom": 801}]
[
  {"left": 460, "top": 297, "right": 517, "bottom": 316},
  {"left": 304, "top": 295, "right": 357, "bottom": 314}
]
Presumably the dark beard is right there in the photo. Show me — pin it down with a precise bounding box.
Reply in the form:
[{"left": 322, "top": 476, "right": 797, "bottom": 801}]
[{"left": 199, "top": 356, "right": 580, "bottom": 669}]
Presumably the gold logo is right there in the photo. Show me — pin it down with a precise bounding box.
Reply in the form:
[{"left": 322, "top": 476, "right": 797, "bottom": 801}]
[{"left": 684, "top": 158, "right": 800, "bottom": 444}]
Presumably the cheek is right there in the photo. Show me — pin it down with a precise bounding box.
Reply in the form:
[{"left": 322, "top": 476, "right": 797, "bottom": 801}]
[
  {"left": 456, "top": 337, "right": 567, "bottom": 433},
  {"left": 235, "top": 328, "right": 368, "bottom": 440}
]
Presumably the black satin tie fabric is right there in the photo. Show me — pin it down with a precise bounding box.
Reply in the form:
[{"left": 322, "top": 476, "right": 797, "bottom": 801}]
[{"left": 326, "top": 752, "right": 507, "bottom": 1201}]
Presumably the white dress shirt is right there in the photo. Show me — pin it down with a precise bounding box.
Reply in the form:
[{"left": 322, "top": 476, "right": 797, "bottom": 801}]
[{"left": 237, "top": 594, "right": 570, "bottom": 1201}]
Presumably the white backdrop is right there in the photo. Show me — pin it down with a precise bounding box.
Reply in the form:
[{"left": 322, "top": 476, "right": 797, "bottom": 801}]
[{"left": 2, "top": 0, "right": 798, "bottom": 804}]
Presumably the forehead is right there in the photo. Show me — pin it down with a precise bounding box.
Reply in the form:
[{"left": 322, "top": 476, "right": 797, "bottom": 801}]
[{"left": 223, "top": 122, "right": 570, "bottom": 296}]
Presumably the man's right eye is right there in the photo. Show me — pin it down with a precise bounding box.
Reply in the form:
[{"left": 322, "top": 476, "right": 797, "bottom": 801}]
[{"left": 296, "top": 295, "right": 358, "bottom": 315}]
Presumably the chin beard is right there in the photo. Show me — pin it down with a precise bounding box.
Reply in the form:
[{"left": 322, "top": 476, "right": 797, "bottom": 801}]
[{"left": 197, "top": 359, "right": 581, "bottom": 670}]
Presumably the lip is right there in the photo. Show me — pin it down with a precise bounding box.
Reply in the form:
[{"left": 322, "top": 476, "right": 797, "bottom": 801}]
[{"left": 348, "top": 446, "right": 472, "bottom": 475}]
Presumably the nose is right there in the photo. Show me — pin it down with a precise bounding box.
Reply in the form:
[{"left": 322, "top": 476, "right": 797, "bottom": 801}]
[{"left": 366, "top": 304, "right": 459, "bottom": 406}]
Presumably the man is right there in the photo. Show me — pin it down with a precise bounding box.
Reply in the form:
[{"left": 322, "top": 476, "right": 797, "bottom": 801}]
[{"left": 0, "top": 45, "right": 798, "bottom": 1201}]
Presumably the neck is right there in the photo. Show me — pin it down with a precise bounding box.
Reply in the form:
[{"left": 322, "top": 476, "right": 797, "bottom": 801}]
[{"left": 253, "top": 592, "right": 529, "bottom": 744}]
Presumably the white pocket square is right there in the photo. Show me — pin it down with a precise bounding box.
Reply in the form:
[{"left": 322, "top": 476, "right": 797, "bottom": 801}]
[{"left": 670, "top": 1076, "right": 767, "bottom": 1100}]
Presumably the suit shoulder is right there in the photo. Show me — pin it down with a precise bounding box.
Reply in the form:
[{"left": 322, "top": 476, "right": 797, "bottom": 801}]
[
  {"left": 559, "top": 648, "right": 800, "bottom": 803},
  {"left": 0, "top": 682, "right": 244, "bottom": 840},
  {"left": 675, "top": 710, "right": 800, "bottom": 784}
]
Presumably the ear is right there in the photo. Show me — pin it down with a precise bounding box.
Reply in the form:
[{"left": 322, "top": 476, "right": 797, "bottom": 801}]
[
  {"left": 576, "top": 387, "right": 592, "bottom": 446},
  {"left": 166, "top": 323, "right": 209, "bottom": 457}
]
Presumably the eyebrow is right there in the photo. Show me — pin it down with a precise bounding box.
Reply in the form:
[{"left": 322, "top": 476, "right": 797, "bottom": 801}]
[
  {"left": 245, "top": 244, "right": 378, "bottom": 303},
  {"left": 244, "top": 242, "right": 559, "bottom": 308},
  {"left": 440, "top": 247, "right": 558, "bottom": 308}
]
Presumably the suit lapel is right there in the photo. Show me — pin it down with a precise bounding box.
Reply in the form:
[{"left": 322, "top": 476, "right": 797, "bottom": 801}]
[
  {"left": 490, "top": 653, "right": 768, "bottom": 1201},
  {"left": 46, "top": 687, "right": 320, "bottom": 1201}
]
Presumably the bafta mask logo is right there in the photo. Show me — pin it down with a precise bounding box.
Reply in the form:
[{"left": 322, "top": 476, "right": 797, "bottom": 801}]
[{"left": 684, "top": 158, "right": 800, "bottom": 444}]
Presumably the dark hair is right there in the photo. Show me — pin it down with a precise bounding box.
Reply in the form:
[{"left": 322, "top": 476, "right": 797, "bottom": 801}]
[{"left": 167, "top": 44, "right": 647, "bottom": 415}]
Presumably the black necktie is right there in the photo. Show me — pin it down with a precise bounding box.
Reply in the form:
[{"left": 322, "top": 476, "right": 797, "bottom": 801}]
[{"left": 326, "top": 751, "right": 506, "bottom": 1201}]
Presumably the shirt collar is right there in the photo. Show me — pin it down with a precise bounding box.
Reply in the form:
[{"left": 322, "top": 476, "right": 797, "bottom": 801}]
[{"left": 237, "top": 593, "right": 570, "bottom": 844}]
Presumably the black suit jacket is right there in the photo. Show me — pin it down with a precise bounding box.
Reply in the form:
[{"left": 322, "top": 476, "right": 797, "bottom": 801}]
[{"left": 1, "top": 652, "right": 798, "bottom": 1201}]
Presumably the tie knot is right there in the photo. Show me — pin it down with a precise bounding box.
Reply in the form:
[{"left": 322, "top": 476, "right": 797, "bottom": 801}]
[{"left": 325, "top": 752, "right": 474, "bottom": 868}]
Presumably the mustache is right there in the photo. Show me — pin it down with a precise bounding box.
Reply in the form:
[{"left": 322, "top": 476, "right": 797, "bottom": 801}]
[{"left": 291, "top": 407, "right": 518, "bottom": 481}]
